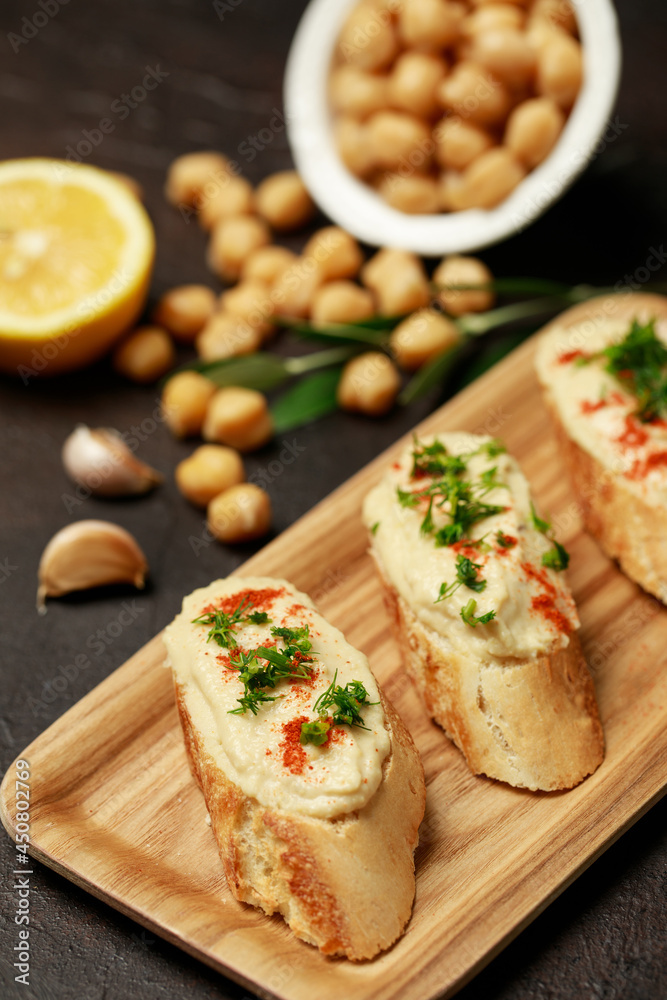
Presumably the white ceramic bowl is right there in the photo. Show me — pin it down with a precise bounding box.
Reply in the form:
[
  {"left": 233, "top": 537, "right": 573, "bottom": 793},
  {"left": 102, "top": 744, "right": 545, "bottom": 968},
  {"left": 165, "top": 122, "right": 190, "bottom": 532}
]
[{"left": 284, "top": 0, "right": 621, "bottom": 255}]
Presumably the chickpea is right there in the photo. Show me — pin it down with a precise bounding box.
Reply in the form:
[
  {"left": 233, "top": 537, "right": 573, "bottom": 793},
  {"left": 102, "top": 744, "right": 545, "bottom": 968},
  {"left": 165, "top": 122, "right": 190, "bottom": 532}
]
[
  {"left": 505, "top": 97, "right": 565, "bottom": 167},
  {"left": 113, "top": 326, "right": 175, "bottom": 383},
  {"left": 153, "top": 285, "right": 217, "bottom": 344},
  {"left": 207, "top": 483, "right": 272, "bottom": 544},
  {"left": 255, "top": 171, "right": 315, "bottom": 232},
  {"left": 433, "top": 255, "right": 495, "bottom": 315},
  {"left": 219, "top": 281, "right": 276, "bottom": 340},
  {"left": 438, "top": 170, "right": 466, "bottom": 212},
  {"left": 361, "top": 248, "right": 430, "bottom": 316},
  {"left": 377, "top": 173, "right": 441, "bottom": 214},
  {"left": 337, "top": 351, "right": 401, "bottom": 416},
  {"left": 206, "top": 214, "right": 271, "bottom": 282},
  {"left": 198, "top": 175, "right": 255, "bottom": 230},
  {"left": 397, "top": 0, "right": 465, "bottom": 50},
  {"left": 334, "top": 116, "right": 375, "bottom": 177},
  {"left": 434, "top": 116, "right": 494, "bottom": 170},
  {"left": 203, "top": 387, "right": 274, "bottom": 452},
  {"left": 470, "top": 28, "right": 537, "bottom": 87},
  {"left": 161, "top": 371, "right": 217, "bottom": 438},
  {"left": 462, "top": 4, "right": 525, "bottom": 36},
  {"left": 536, "top": 32, "right": 582, "bottom": 108},
  {"left": 337, "top": 4, "right": 399, "bottom": 72},
  {"left": 303, "top": 226, "right": 364, "bottom": 282},
  {"left": 389, "top": 308, "right": 462, "bottom": 370},
  {"left": 469, "top": 0, "right": 528, "bottom": 6},
  {"left": 272, "top": 257, "right": 324, "bottom": 318},
  {"left": 176, "top": 445, "right": 245, "bottom": 508},
  {"left": 529, "top": 0, "right": 577, "bottom": 35},
  {"left": 388, "top": 52, "right": 448, "bottom": 119},
  {"left": 366, "top": 111, "right": 433, "bottom": 172},
  {"left": 311, "top": 281, "right": 375, "bottom": 327},
  {"left": 165, "top": 151, "right": 229, "bottom": 207},
  {"left": 449, "top": 146, "right": 526, "bottom": 210},
  {"left": 437, "top": 61, "right": 512, "bottom": 126},
  {"left": 330, "top": 65, "right": 389, "bottom": 120},
  {"left": 241, "top": 245, "right": 298, "bottom": 285},
  {"left": 196, "top": 313, "right": 262, "bottom": 361}
]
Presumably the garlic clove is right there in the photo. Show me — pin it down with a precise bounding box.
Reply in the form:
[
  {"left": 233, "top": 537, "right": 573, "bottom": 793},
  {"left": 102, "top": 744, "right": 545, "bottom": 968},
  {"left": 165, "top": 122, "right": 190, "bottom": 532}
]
[
  {"left": 37, "top": 520, "right": 148, "bottom": 613},
  {"left": 62, "top": 425, "right": 163, "bottom": 497}
]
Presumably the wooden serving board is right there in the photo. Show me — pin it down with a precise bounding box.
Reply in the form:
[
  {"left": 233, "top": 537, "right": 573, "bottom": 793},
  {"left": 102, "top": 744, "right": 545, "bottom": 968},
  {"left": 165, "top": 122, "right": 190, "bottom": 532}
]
[{"left": 2, "top": 336, "right": 667, "bottom": 1000}]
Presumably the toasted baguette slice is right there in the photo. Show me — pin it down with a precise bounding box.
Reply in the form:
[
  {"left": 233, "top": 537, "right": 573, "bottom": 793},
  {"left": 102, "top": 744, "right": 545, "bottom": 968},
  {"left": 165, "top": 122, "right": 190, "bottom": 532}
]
[
  {"left": 164, "top": 576, "right": 425, "bottom": 961},
  {"left": 363, "top": 432, "right": 604, "bottom": 791},
  {"left": 535, "top": 293, "right": 667, "bottom": 604}
]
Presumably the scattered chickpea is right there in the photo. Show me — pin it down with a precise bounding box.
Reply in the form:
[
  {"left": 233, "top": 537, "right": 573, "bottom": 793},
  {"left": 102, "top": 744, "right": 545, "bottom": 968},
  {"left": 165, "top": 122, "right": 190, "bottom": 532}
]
[
  {"left": 196, "top": 313, "right": 262, "bottom": 361},
  {"left": 449, "top": 147, "right": 526, "bottom": 210},
  {"left": 303, "top": 226, "right": 364, "bottom": 282},
  {"left": 176, "top": 445, "right": 245, "bottom": 508},
  {"left": 376, "top": 173, "right": 441, "bottom": 214},
  {"left": 219, "top": 281, "right": 276, "bottom": 340},
  {"left": 366, "top": 110, "right": 433, "bottom": 172},
  {"left": 388, "top": 52, "right": 448, "bottom": 119},
  {"left": 390, "top": 309, "right": 462, "bottom": 370},
  {"left": 337, "top": 4, "right": 399, "bottom": 72},
  {"left": 470, "top": 28, "right": 536, "bottom": 88},
  {"left": 435, "top": 116, "right": 494, "bottom": 171},
  {"left": 202, "top": 386, "right": 274, "bottom": 452},
  {"left": 113, "top": 326, "right": 176, "bottom": 384},
  {"left": 198, "top": 175, "right": 255, "bottom": 230},
  {"left": 161, "top": 371, "right": 217, "bottom": 438},
  {"left": 330, "top": 66, "right": 389, "bottom": 120},
  {"left": 397, "top": 0, "right": 465, "bottom": 50},
  {"left": 361, "top": 248, "right": 430, "bottom": 316},
  {"left": 311, "top": 281, "right": 375, "bottom": 326},
  {"left": 255, "top": 171, "right": 316, "bottom": 231},
  {"left": 207, "top": 483, "right": 272, "bottom": 544},
  {"left": 505, "top": 97, "right": 565, "bottom": 168},
  {"left": 337, "top": 351, "right": 402, "bottom": 416},
  {"left": 165, "top": 151, "right": 229, "bottom": 208},
  {"left": 433, "top": 255, "right": 495, "bottom": 315},
  {"left": 153, "top": 285, "right": 217, "bottom": 344},
  {"left": 463, "top": 5, "right": 525, "bottom": 36},
  {"left": 529, "top": 0, "right": 577, "bottom": 35},
  {"left": 241, "top": 245, "right": 298, "bottom": 285},
  {"left": 272, "top": 257, "right": 323, "bottom": 318},
  {"left": 207, "top": 214, "right": 271, "bottom": 282}
]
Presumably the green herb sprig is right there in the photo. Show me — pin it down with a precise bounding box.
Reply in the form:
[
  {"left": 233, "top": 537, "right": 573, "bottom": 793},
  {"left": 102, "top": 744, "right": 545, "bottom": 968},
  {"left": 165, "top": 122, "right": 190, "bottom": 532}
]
[
  {"left": 436, "top": 553, "right": 487, "bottom": 603},
  {"left": 599, "top": 318, "right": 667, "bottom": 422},
  {"left": 191, "top": 597, "right": 272, "bottom": 650},
  {"left": 227, "top": 623, "right": 315, "bottom": 716},
  {"left": 530, "top": 503, "right": 570, "bottom": 571},
  {"left": 460, "top": 598, "right": 496, "bottom": 627},
  {"left": 300, "top": 670, "right": 378, "bottom": 745}
]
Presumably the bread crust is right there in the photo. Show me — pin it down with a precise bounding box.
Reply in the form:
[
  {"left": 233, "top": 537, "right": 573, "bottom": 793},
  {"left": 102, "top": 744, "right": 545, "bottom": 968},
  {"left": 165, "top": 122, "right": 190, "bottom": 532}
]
[
  {"left": 371, "top": 553, "right": 604, "bottom": 791},
  {"left": 174, "top": 678, "right": 425, "bottom": 960},
  {"left": 535, "top": 293, "right": 667, "bottom": 604}
]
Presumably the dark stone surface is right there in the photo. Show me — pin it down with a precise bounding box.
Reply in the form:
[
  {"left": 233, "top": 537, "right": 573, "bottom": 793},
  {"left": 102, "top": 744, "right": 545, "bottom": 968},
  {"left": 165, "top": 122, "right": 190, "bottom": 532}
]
[{"left": 0, "top": 1, "right": 666, "bottom": 998}]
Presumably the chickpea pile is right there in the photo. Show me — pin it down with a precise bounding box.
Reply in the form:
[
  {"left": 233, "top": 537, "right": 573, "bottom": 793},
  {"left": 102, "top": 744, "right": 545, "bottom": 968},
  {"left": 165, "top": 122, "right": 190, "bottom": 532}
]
[
  {"left": 114, "top": 151, "right": 499, "bottom": 544},
  {"left": 330, "top": 0, "right": 582, "bottom": 214}
]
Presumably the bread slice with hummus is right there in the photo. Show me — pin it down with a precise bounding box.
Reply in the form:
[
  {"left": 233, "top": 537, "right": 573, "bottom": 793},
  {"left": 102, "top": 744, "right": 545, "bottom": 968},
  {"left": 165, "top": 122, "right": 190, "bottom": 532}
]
[
  {"left": 535, "top": 293, "right": 667, "bottom": 604},
  {"left": 163, "top": 576, "right": 425, "bottom": 961},
  {"left": 363, "top": 432, "right": 603, "bottom": 791}
]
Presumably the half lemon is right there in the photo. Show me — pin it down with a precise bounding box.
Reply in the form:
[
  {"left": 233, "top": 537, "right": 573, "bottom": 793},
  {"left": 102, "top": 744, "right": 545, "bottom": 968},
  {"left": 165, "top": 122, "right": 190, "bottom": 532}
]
[{"left": 0, "top": 158, "right": 155, "bottom": 377}]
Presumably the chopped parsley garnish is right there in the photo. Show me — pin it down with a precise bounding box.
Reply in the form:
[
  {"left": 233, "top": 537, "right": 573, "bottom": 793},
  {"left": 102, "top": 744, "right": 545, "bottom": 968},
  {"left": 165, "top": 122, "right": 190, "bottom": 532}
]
[
  {"left": 370, "top": 521, "right": 380, "bottom": 535},
  {"left": 436, "top": 554, "right": 486, "bottom": 603},
  {"left": 191, "top": 596, "right": 272, "bottom": 649},
  {"left": 224, "top": 622, "right": 315, "bottom": 716},
  {"left": 530, "top": 503, "right": 570, "bottom": 571},
  {"left": 600, "top": 318, "right": 667, "bottom": 422},
  {"left": 496, "top": 531, "right": 517, "bottom": 549},
  {"left": 300, "top": 670, "right": 378, "bottom": 744},
  {"left": 398, "top": 466, "right": 506, "bottom": 547},
  {"left": 460, "top": 598, "right": 496, "bottom": 627}
]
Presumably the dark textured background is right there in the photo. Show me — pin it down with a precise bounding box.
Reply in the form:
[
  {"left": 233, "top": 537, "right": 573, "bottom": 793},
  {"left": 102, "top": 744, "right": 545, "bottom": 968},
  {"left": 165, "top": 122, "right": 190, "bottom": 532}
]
[{"left": 1, "top": 1, "right": 666, "bottom": 998}]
